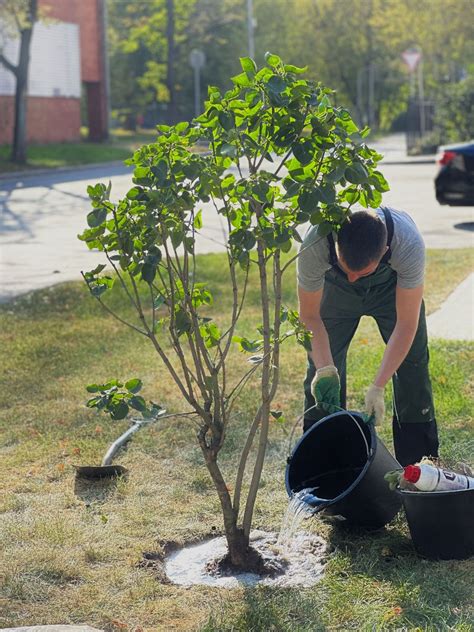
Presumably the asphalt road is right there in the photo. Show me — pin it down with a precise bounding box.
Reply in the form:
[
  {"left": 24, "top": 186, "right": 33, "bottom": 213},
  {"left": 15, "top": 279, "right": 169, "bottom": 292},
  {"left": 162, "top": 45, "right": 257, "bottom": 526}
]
[{"left": 0, "top": 151, "right": 472, "bottom": 302}]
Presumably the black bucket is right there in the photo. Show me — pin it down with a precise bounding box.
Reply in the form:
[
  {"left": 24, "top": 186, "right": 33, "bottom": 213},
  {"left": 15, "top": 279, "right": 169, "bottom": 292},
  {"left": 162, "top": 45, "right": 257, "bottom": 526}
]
[
  {"left": 398, "top": 488, "right": 474, "bottom": 560},
  {"left": 285, "top": 411, "right": 402, "bottom": 529}
]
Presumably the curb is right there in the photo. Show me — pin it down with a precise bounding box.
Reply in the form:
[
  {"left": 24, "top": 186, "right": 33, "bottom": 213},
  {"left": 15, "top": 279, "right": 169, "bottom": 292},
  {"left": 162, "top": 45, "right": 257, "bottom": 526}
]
[{"left": 381, "top": 158, "right": 436, "bottom": 166}]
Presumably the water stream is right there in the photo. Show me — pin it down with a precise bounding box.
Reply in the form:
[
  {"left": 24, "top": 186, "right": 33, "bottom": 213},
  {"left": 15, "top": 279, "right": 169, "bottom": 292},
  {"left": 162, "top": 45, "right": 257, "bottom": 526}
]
[{"left": 277, "top": 487, "right": 325, "bottom": 553}]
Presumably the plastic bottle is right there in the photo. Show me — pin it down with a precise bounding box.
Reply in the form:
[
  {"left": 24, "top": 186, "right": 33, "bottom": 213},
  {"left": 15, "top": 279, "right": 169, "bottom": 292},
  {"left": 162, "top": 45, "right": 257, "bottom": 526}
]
[{"left": 403, "top": 463, "right": 474, "bottom": 492}]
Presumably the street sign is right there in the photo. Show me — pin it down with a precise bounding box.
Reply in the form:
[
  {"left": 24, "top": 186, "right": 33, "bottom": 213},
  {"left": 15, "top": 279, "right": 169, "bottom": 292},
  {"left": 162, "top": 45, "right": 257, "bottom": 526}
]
[
  {"left": 189, "top": 48, "right": 205, "bottom": 70},
  {"left": 401, "top": 48, "right": 422, "bottom": 73}
]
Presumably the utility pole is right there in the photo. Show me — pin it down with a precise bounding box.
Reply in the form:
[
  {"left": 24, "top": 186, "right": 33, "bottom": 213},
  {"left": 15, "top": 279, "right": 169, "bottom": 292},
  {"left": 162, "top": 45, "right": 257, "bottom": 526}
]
[
  {"left": 417, "top": 55, "right": 426, "bottom": 136},
  {"left": 247, "top": 0, "right": 255, "bottom": 58},
  {"left": 368, "top": 62, "right": 375, "bottom": 128},
  {"left": 189, "top": 49, "right": 205, "bottom": 118},
  {"left": 166, "top": 0, "right": 177, "bottom": 125}
]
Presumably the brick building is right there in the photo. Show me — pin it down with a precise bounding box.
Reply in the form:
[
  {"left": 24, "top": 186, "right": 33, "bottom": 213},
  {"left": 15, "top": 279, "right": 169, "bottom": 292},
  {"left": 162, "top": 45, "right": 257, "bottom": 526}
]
[{"left": 0, "top": 0, "right": 108, "bottom": 144}]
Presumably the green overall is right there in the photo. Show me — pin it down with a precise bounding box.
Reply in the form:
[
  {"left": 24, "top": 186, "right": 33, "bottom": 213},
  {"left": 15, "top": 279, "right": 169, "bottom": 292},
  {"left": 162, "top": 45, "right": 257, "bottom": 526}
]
[{"left": 303, "top": 208, "right": 439, "bottom": 465}]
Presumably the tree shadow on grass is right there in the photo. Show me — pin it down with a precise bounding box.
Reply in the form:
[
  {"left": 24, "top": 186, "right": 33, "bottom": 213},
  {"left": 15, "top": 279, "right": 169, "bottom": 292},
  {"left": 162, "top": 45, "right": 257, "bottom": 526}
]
[{"left": 200, "top": 585, "right": 327, "bottom": 632}]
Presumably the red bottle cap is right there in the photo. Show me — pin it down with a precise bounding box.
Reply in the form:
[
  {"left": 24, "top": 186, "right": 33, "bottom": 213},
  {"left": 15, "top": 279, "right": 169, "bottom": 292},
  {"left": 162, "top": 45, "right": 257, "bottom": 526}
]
[{"left": 403, "top": 464, "right": 421, "bottom": 483}]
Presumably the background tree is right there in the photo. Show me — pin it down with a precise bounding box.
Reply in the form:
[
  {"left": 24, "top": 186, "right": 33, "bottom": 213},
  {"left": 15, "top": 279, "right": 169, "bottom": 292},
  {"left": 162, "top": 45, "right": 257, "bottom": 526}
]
[
  {"left": 108, "top": 0, "right": 195, "bottom": 126},
  {"left": 79, "top": 54, "right": 387, "bottom": 570},
  {"left": 0, "top": 0, "right": 38, "bottom": 163},
  {"left": 107, "top": 0, "right": 473, "bottom": 140}
]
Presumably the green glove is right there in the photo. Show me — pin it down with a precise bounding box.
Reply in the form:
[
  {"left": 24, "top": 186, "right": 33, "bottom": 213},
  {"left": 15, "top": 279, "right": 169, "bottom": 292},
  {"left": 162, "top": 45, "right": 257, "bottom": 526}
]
[{"left": 311, "top": 365, "right": 341, "bottom": 414}]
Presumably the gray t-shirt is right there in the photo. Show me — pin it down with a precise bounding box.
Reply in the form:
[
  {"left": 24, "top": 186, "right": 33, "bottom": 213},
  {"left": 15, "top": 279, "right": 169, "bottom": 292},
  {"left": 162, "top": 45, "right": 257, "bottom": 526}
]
[{"left": 297, "top": 207, "right": 425, "bottom": 291}]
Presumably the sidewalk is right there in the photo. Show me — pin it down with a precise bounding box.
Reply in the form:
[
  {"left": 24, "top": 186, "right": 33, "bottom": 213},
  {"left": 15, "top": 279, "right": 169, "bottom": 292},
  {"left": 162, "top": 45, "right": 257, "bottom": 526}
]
[
  {"left": 427, "top": 273, "right": 474, "bottom": 340},
  {"left": 369, "top": 133, "right": 436, "bottom": 165}
]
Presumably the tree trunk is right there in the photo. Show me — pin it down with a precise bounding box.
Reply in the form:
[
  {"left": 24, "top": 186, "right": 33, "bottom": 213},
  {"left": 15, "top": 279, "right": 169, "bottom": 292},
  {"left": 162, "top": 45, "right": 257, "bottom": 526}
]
[
  {"left": 11, "top": 0, "right": 38, "bottom": 164},
  {"left": 166, "top": 0, "right": 178, "bottom": 125},
  {"left": 199, "top": 437, "right": 253, "bottom": 569}
]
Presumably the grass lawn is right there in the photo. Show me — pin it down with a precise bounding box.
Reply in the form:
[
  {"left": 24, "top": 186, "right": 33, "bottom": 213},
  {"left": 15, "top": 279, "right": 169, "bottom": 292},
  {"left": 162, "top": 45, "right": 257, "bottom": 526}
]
[
  {"left": 0, "top": 249, "right": 473, "bottom": 631},
  {"left": 0, "top": 129, "right": 179, "bottom": 173}
]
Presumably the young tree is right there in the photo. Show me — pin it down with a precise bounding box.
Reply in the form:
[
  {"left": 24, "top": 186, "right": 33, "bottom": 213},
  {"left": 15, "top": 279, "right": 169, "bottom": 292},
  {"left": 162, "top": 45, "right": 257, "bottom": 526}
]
[
  {"left": 79, "top": 54, "right": 387, "bottom": 571},
  {"left": 0, "top": 0, "right": 38, "bottom": 163}
]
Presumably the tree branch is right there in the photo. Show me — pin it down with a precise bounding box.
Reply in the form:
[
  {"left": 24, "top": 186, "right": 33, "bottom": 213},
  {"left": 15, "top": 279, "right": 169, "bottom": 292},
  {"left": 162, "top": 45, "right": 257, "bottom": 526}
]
[{"left": 0, "top": 52, "right": 17, "bottom": 76}]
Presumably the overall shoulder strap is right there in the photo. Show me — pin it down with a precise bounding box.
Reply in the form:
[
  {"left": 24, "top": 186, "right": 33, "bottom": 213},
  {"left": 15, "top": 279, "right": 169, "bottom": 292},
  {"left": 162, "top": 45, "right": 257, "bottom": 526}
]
[
  {"left": 327, "top": 232, "right": 338, "bottom": 266},
  {"left": 380, "top": 207, "right": 394, "bottom": 263}
]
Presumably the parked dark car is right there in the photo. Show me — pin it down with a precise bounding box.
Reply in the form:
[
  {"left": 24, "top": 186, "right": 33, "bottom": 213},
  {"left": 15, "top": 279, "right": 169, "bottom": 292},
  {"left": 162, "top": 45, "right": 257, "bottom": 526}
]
[{"left": 435, "top": 141, "right": 474, "bottom": 205}]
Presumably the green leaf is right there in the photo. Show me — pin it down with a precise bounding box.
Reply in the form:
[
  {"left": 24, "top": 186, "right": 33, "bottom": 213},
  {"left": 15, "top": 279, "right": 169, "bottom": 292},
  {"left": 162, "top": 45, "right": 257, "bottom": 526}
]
[
  {"left": 309, "top": 208, "right": 323, "bottom": 225},
  {"left": 270, "top": 410, "right": 286, "bottom": 423},
  {"left": 317, "top": 221, "right": 334, "bottom": 238},
  {"left": 175, "top": 308, "right": 192, "bottom": 336},
  {"left": 320, "top": 183, "right": 336, "bottom": 204},
  {"left": 341, "top": 187, "right": 360, "bottom": 205},
  {"left": 241, "top": 338, "right": 261, "bottom": 352},
  {"left": 171, "top": 230, "right": 184, "bottom": 249},
  {"left": 218, "top": 111, "right": 234, "bottom": 131},
  {"left": 129, "top": 395, "right": 147, "bottom": 412},
  {"left": 175, "top": 121, "right": 189, "bottom": 133},
  {"left": 345, "top": 163, "right": 369, "bottom": 184},
  {"left": 280, "top": 240, "right": 292, "bottom": 253},
  {"left": 266, "top": 75, "right": 287, "bottom": 94},
  {"left": 293, "top": 140, "right": 313, "bottom": 165},
  {"left": 284, "top": 64, "right": 307, "bottom": 74},
  {"left": 91, "top": 285, "right": 108, "bottom": 298},
  {"left": 141, "top": 262, "right": 156, "bottom": 284},
  {"left": 231, "top": 72, "right": 252, "bottom": 87},
  {"left": 87, "top": 207, "right": 107, "bottom": 228},
  {"left": 86, "top": 384, "right": 100, "bottom": 393},
  {"left": 110, "top": 401, "right": 129, "bottom": 420},
  {"left": 220, "top": 143, "right": 237, "bottom": 158},
  {"left": 125, "top": 378, "right": 142, "bottom": 394},
  {"left": 200, "top": 322, "right": 221, "bottom": 348},
  {"left": 89, "top": 264, "right": 106, "bottom": 276},
  {"left": 265, "top": 52, "right": 281, "bottom": 68},
  {"left": 151, "top": 160, "right": 168, "bottom": 185},
  {"left": 154, "top": 294, "right": 166, "bottom": 309},
  {"left": 240, "top": 57, "right": 257, "bottom": 74},
  {"left": 370, "top": 170, "right": 390, "bottom": 192},
  {"left": 86, "top": 395, "right": 103, "bottom": 408},
  {"left": 134, "top": 166, "right": 151, "bottom": 181},
  {"left": 298, "top": 189, "right": 321, "bottom": 213},
  {"left": 127, "top": 186, "right": 145, "bottom": 200},
  {"left": 282, "top": 180, "right": 301, "bottom": 199},
  {"left": 194, "top": 209, "right": 203, "bottom": 229}
]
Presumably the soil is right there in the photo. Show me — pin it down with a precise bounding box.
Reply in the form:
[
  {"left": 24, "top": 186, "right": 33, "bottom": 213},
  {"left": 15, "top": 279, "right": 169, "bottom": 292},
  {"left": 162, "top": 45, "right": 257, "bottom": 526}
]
[
  {"left": 205, "top": 543, "right": 287, "bottom": 577},
  {"left": 163, "top": 529, "right": 327, "bottom": 588}
]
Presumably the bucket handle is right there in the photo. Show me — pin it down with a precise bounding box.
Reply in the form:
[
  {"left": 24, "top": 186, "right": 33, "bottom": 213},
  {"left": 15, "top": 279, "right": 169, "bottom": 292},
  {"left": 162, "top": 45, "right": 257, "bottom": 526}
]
[{"left": 286, "top": 404, "right": 371, "bottom": 461}]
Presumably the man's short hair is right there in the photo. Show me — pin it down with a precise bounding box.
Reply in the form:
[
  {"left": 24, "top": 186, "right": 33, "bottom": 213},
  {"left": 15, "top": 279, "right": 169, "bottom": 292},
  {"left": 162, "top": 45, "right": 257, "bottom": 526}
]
[{"left": 336, "top": 210, "right": 387, "bottom": 271}]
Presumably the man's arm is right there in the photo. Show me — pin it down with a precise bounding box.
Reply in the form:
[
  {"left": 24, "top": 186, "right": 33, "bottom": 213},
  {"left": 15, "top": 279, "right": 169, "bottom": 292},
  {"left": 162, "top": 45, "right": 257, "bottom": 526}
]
[
  {"left": 298, "top": 286, "right": 333, "bottom": 368},
  {"left": 373, "top": 284, "right": 424, "bottom": 387}
]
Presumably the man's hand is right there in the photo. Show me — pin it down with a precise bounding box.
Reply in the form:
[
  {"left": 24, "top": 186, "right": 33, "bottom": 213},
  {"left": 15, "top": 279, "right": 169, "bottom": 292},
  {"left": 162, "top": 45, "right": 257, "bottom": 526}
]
[
  {"left": 365, "top": 384, "right": 385, "bottom": 425},
  {"left": 311, "top": 365, "right": 340, "bottom": 414}
]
